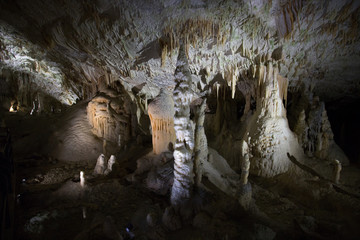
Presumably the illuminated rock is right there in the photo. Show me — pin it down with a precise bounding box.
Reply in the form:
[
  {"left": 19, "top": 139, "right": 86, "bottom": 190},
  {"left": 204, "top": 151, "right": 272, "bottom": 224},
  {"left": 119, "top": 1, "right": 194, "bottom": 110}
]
[
  {"left": 333, "top": 159, "right": 342, "bottom": 184},
  {"left": 194, "top": 98, "right": 208, "bottom": 186},
  {"left": 239, "top": 140, "right": 252, "bottom": 208},
  {"left": 104, "top": 155, "right": 116, "bottom": 175},
  {"left": 94, "top": 154, "right": 106, "bottom": 175},
  {"left": 87, "top": 89, "right": 133, "bottom": 146},
  {"left": 148, "top": 89, "right": 175, "bottom": 155},
  {"left": 170, "top": 44, "right": 195, "bottom": 208},
  {"left": 245, "top": 61, "right": 303, "bottom": 177},
  {"left": 80, "top": 171, "right": 85, "bottom": 187}
]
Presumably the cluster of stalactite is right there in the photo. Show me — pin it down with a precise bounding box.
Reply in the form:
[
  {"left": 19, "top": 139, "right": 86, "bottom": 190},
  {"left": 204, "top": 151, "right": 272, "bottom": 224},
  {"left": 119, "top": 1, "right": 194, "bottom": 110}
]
[
  {"left": 274, "top": 0, "right": 304, "bottom": 39},
  {"left": 255, "top": 62, "right": 287, "bottom": 118},
  {"left": 160, "top": 17, "right": 229, "bottom": 66},
  {"left": 82, "top": 69, "right": 122, "bottom": 100}
]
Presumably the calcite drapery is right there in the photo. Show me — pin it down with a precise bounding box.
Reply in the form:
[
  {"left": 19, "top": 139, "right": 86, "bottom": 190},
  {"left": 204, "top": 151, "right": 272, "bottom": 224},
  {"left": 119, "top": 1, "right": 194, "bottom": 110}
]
[
  {"left": 148, "top": 89, "right": 175, "bottom": 155},
  {"left": 87, "top": 90, "right": 132, "bottom": 145}
]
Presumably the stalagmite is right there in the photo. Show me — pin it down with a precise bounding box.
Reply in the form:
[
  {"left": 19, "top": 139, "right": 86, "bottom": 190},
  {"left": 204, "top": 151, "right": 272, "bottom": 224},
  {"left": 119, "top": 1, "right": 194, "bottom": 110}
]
[
  {"left": 104, "top": 155, "right": 116, "bottom": 175},
  {"left": 194, "top": 98, "right": 208, "bottom": 186},
  {"left": 171, "top": 44, "right": 195, "bottom": 208},
  {"left": 80, "top": 171, "right": 85, "bottom": 187},
  {"left": 148, "top": 89, "right": 176, "bottom": 155},
  {"left": 240, "top": 140, "right": 250, "bottom": 185},
  {"left": 333, "top": 159, "right": 342, "bottom": 184},
  {"left": 94, "top": 154, "right": 106, "bottom": 175},
  {"left": 82, "top": 207, "right": 87, "bottom": 219},
  {"left": 294, "top": 109, "right": 306, "bottom": 145},
  {"left": 239, "top": 140, "right": 252, "bottom": 208},
  {"left": 245, "top": 61, "right": 303, "bottom": 177}
]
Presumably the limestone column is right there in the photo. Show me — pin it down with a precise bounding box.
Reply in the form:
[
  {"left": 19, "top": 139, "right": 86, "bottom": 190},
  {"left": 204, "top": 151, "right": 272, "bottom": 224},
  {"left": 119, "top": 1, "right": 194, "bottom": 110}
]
[{"left": 171, "top": 44, "right": 195, "bottom": 207}]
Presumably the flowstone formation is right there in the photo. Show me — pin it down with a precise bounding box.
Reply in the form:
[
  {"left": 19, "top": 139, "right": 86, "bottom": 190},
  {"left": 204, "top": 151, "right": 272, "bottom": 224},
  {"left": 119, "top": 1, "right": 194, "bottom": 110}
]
[
  {"left": 87, "top": 88, "right": 135, "bottom": 147},
  {"left": 148, "top": 89, "right": 175, "bottom": 155}
]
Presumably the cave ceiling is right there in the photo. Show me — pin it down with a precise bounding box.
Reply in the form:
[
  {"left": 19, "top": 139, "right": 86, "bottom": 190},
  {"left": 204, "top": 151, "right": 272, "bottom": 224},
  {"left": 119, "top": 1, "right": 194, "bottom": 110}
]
[{"left": 0, "top": 0, "right": 359, "bottom": 105}]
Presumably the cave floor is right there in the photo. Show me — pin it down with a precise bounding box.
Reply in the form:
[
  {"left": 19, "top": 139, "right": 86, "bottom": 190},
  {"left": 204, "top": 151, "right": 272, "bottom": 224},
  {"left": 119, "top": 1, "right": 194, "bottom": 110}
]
[{"left": 3, "top": 108, "right": 360, "bottom": 240}]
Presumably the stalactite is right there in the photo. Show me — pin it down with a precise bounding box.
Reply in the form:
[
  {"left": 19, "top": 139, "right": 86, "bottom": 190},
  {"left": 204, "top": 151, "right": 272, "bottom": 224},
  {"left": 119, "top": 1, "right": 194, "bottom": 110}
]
[
  {"left": 161, "top": 17, "right": 225, "bottom": 60},
  {"left": 255, "top": 62, "right": 285, "bottom": 118},
  {"left": 277, "top": 74, "right": 289, "bottom": 107},
  {"left": 224, "top": 64, "right": 239, "bottom": 99},
  {"left": 275, "top": 0, "right": 304, "bottom": 39}
]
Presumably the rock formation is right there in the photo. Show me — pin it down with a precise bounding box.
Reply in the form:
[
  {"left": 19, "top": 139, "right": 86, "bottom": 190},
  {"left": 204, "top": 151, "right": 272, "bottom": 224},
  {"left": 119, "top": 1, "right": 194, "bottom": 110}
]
[
  {"left": 194, "top": 98, "right": 208, "bottom": 186},
  {"left": 238, "top": 140, "right": 252, "bottom": 208},
  {"left": 104, "top": 155, "right": 116, "bottom": 175},
  {"left": 245, "top": 61, "right": 303, "bottom": 177},
  {"left": 94, "top": 154, "right": 106, "bottom": 175},
  {"left": 87, "top": 89, "right": 134, "bottom": 146},
  {"left": 80, "top": 171, "right": 85, "bottom": 187},
  {"left": 1, "top": 0, "right": 360, "bottom": 239},
  {"left": 170, "top": 44, "right": 195, "bottom": 208},
  {"left": 290, "top": 86, "right": 349, "bottom": 165},
  {"left": 333, "top": 159, "right": 342, "bottom": 184},
  {"left": 148, "top": 89, "right": 175, "bottom": 155}
]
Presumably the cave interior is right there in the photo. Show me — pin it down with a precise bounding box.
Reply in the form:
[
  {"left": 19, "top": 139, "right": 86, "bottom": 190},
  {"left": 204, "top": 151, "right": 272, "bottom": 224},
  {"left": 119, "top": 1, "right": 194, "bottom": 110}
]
[{"left": 1, "top": 0, "right": 360, "bottom": 239}]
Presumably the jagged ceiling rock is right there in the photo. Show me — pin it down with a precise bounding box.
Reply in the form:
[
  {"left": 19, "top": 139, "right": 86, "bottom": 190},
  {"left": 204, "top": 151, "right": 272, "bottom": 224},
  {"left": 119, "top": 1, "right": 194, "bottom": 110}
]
[{"left": 0, "top": 0, "right": 359, "bottom": 103}]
